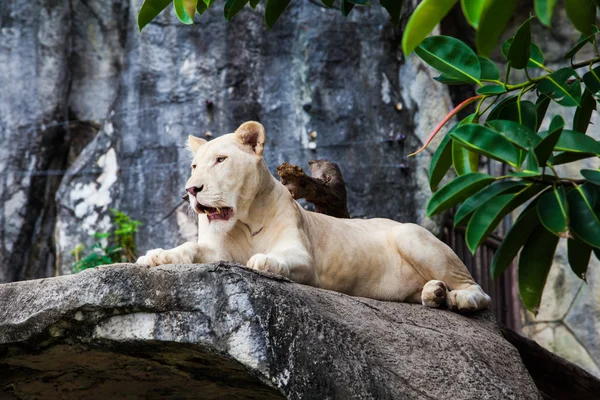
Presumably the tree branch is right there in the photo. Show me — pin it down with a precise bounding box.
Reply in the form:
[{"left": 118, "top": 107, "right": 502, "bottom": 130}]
[{"left": 277, "top": 160, "right": 350, "bottom": 218}]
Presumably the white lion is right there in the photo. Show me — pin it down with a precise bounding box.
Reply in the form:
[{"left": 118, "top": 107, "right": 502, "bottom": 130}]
[{"left": 137, "top": 121, "right": 491, "bottom": 312}]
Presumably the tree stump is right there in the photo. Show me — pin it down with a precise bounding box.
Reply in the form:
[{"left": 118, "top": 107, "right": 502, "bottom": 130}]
[{"left": 276, "top": 160, "right": 350, "bottom": 218}]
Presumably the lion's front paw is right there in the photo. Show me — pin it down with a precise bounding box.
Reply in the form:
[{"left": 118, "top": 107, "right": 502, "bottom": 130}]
[
  {"left": 136, "top": 248, "right": 193, "bottom": 267},
  {"left": 246, "top": 253, "right": 289, "bottom": 277}
]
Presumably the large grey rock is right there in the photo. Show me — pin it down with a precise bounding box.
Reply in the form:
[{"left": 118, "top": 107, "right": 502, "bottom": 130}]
[
  {"left": 0, "top": 262, "right": 541, "bottom": 399},
  {"left": 0, "top": 0, "right": 450, "bottom": 282}
]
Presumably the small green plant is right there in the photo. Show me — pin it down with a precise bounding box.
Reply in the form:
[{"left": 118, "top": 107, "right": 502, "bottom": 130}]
[{"left": 71, "top": 209, "right": 142, "bottom": 273}]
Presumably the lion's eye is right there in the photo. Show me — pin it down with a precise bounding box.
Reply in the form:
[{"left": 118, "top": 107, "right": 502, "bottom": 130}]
[
  {"left": 216, "top": 156, "right": 227, "bottom": 164},
  {"left": 191, "top": 164, "right": 197, "bottom": 170}
]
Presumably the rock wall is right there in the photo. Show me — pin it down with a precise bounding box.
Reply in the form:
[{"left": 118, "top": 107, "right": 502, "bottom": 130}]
[{"left": 0, "top": 0, "right": 450, "bottom": 282}]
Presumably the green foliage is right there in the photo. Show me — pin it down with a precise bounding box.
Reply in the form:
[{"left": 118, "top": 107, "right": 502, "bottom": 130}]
[
  {"left": 415, "top": 36, "right": 482, "bottom": 85},
  {"left": 71, "top": 209, "right": 142, "bottom": 273},
  {"left": 518, "top": 225, "right": 559, "bottom": 311},
  {"left": 401, "top": 0, "right": 458, "bottom": 55},
  {"left": 413, "top": 9, "right": 600, "bottom": 313},
  {"left": 534, "top": 0, "right": 557, "bottom": 27},
  {"left": 476, "top": 0, "right": 519, "bottom": 57},
  {"left": 134, "top": 0, "right": 600, "bottom": 313},
  {"left": 138, "top": 0, "right": 172, "bottom": 31}
]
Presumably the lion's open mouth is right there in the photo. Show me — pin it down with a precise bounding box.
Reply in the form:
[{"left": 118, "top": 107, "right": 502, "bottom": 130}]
[{"left": 196, "top": 203, "right": 234, "bottom": 221}]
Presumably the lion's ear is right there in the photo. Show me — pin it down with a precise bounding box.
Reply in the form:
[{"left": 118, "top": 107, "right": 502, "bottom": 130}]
[
  {"left": 187, "top": 135, "right": 207, "bottom": 154},
  {"left": 234, "top": 121, "right": 266, "bottom": 156}
]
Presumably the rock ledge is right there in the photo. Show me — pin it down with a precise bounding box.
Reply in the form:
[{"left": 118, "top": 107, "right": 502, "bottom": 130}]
[{"left": 0, "top": 263, "right": 541, "bottom": 399}]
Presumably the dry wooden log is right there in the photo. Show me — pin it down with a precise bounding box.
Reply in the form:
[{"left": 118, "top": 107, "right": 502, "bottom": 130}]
[{"left": 276, "top": 160, "right": 349, "bottom": 218}]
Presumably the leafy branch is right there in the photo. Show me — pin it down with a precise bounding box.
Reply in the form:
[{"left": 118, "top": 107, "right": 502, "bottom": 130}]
[{"left": 412, "top": 8, "right": 600, "bottom": 313}]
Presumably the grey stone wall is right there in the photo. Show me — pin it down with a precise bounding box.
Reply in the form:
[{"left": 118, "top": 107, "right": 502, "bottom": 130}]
[{"left": 0, "top": 0, "right": 450, "bottom": 282}]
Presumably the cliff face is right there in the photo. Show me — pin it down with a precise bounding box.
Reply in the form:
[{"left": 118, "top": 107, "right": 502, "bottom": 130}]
[
  {"left": 0, "top": 263, "right": 542, "bottom": 400},
  {"left": 0, "top": 0, "right": 449, "bottom": 282}
]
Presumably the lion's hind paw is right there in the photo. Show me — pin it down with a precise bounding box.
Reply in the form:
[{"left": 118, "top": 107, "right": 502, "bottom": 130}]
[{"left": 421, "top": 280, "right": 447, "bottom": 308}]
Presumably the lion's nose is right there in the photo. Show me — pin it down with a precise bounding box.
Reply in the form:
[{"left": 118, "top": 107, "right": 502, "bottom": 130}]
[{"left": 186, "top": 185, "right": 204, "bottom": 195}]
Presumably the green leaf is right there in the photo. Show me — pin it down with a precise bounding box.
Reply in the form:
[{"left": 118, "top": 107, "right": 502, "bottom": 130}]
[
  {"left": 534, "top": 115, "right": 564, "bottom": 166},
  {"left": 415, "top": 36, "right": 482, "bottom": 85},
  {"left": 568, "top": 183, "right": 600, "bottom": 248},
  {"left": 429, "top": 115, "right": 476, "bottom": 190},
  {"left": 340, "top": 0, "right": 354, "bottom": 17},
  {"left": 564, "top": 27, "right": 599, "bottom": 59},
  {"left": 380, "top": 0, "right": 403, "bottom": 27},
  {"left": 451, "top": 124, "right": 521, "bottom": 167},
  {"left": 507, "top": 17, "right": 532, "bottom": 69},
  {"left": 537, "top": 186, "right": 569, "bottom": 236},
  {"left": 491, "top": 204, "right": 540, "bottom": 279},
  {"left": 548, "top": 129, "right": 600, "bottom": 154},
  {"left": 523, "top": 148, "right": 540, "bottom": 173},
  {"left": 426, "top": 172, "right": 495, "bottom": 217},
  {"left": 568, "top": 239, "right": 591, "bottom": 281},
  {"left": 501, "top": 39, "right": 545, "bottom": 69},
  {"left": 573, "top": 89, "right": 597, "bottom": 134},
  {"left": 476, "top": 0, "right": 518, "bottom": 57},
  {"left": 321, "top": 0, "right": 334, "bottom": 7},
  {"left": 553, "top": 152, "right": 597, "bottom": 165},
  {"left": 487, "top": 95, "right": 517, "bottom": 121},
  {"left": 535, "top": 0, "right": 557, "bottom": 27},
  {"left": 479, "top": 56, "right": 500, "bottom": 80},
  {"left": 493, "top": 101, "right": 538, "bottom": 133},
  {"left": 429, "top": 132, "right": 454, "bottom": 191},
  {"left": 198, "top": 0, "right": 217, "bottom": 13},
  {"left": 174, "top": 0, "right": 194, "bottom": 23},
  {"left": 565, "top": 0, "right": 596, "bottom": 35},
  {"left": 581, "top": 169, "right": 600, "bottom": 185},
  {"left": 265, "top": 0, "right": 291, "bottom": 28},
  {"left": 537, "top": 67, "right": 581, "bottom": 107},
  {"left": 535, "top": 95, "right": 552, "bottom": 131},
  {"left": 476, "top": 85, "right": 506, "bottom": 95},
  {"left": 452, "top": 141, "right": 479, "bottom": 176},
  {"left": 250, "top": 0, "right": 261, "bottom": 8},
  {"left": 583, "top": 65, "right": 600, "bottom": 94},
  {"left": 183, "top": 0, "right": 198, "bottom": 20},
  {"left": 434, "top": 74, "right": 472, "bottom": 85},
  {"left": 461, "top": 0, "right": 485, "bottom": 28},
  {"left": 224, "top": 0, "right": 249, "bottom": 20},
  {"left": 138, "top": 0, "right": 173, "bottom": 31},
  {"left": 487, "top": 119, "right": 540, "bottom": 150},
  {"left": 518, "top": 225, "right": 559, "bottom": 313},
  {"left": 402, "top": 0, "right": 459, "bottom": 55},
  {"left": 466, "top": 184, "right": 544, "bottom": 254},
  {"left": 455, "top": 180, "right": 527, "bottom": 227}
]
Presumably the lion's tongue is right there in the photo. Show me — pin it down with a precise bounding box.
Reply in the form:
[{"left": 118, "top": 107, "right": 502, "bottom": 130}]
[{"left": 207, "top": 207, "right": 232, "bottom": 221}]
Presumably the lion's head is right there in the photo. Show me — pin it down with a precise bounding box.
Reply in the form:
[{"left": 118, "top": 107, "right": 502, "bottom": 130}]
[{"left": 185, "top": 121, "right": 270, "bottom": 232}]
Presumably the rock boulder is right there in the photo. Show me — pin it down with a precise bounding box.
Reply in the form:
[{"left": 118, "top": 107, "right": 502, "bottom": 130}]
[{"left": 0, "top": 262, "right": 542, "bottom": 399}]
